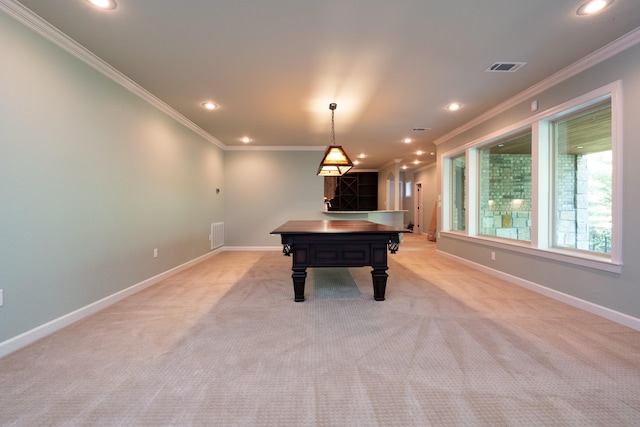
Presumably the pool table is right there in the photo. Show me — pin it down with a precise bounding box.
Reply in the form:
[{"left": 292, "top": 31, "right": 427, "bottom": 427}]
[{"left": 271, "top": 220, "right": 409, "bottom": 301}]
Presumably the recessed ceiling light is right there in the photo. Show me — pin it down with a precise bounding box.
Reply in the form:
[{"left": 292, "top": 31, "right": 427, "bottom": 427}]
[
  {"left": 87, "top": 0, "right": 117, "bottom": 10},
  {"left": 416, "top": 150, "right": 423, "bottom": 155},
  {"left": 577, "top": 0, "right": 613, "bottom": 15},
  {"left": 358, "top": 153, "right": 366, "bottom": 159},
  {"left": 402, "top": 165, "right": 408, "bottom": 170},
  {"left": 201, "top": 102, "right": 218, "bottom": 110},
  {"left": 403, "top": 138, "right": 412, "bottom": 144},
  {"left": 413, "top": 160, "right": 420, "bottom": 165},
  {"left": 241, "top": 137, "right": 251, "bottom": 143},
  {"left": 446, "top": 102, "right": 462, "bottom": 111},
  {"left": 354, "top": 160, "right": 360, "bottom": 165}
]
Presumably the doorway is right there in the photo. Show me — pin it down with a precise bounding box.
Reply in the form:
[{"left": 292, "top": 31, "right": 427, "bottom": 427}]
[
  {"left": 386, "top": 173, "right": 395, "bottom": 210},
  {"left": 414, "top": 182, "right": 422, "bottom": 234}
]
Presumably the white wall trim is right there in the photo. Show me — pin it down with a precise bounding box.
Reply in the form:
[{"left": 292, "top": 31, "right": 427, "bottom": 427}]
[
  {"left": 437, "top": 81, "right": 623, "bottom": 274},
  {"left": 5, "top": 242, "right": 638, "bottom": 359},
  {"left": 3, "top": 0, "right": 640, "bottom": 155},
  {"left": 0, "top": 248, "right": 223, "bottom": 359},
  {"left": 413, "top": 162, "right": 437, "bottom": 173},
  {"left": 0, "top": 0, "right": 225, "bottom": 150},
  {"left": 0, "top": 1, "right": 382, "bottom": 157},
  {"left": 224, "top": 246, "right": 283, "bottom": 251},
  {"left": 225, "top": 146, "right": 326, "bottom": 152},
  {"left": 437, "top": 249, "right": 640, "bottom": 332},
  {"left": 433, "top": 26, "right": 640, "bottom": 147}
]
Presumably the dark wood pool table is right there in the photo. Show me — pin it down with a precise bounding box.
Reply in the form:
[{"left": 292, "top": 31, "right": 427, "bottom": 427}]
[{"left": 271, "top": 220, "right": 409, "bottom": 301}]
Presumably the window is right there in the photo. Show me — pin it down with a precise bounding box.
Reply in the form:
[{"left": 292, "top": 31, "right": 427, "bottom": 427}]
[
  {"left": 553, "top": 103, "right": 612, "bottom": 254},
  {"left": 405, "top": 181, "right": 412, "bottom": 198},
  {"left": 452, "top": 155, "right": 466, "bottom": 231},
  {"left": 440, "top": 81, "right": 620, "bottom": 271},
  {"left": 479, "top": 131, "right": 532, "bottom": 241}
]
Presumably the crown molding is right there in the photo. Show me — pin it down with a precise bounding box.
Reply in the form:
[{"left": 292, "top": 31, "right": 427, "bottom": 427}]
[
  {"left": 378, "top": 159, "right": 399, "bottom": 172},
  {"left": 0, "top": 0, "right": 226, "bottom": 149},
  {"left": 433, "top": 26, "right": 640, "bottom": 146},
  {"left": 5, "top": 1, "right": 639, "bottom": 153},
  {"left": 413, "top": 161, "right": 437, "bottom": 173},
  {"left": 225, "top": 145, "right": 326, "bottom": 151}
]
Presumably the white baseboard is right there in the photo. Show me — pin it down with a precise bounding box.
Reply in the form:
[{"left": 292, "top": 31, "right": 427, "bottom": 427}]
[
  {"left": 437, "top": 250, "right": 640, "bottom": 332},
  {"left": 10, "top": 245, "right": 635, "bottom": 359},
  {"left": 224, "top": 246, "right": 282, "bottom": 251},
  {"left": 0, "top": 249, "right": 222, "bottom": 359}
]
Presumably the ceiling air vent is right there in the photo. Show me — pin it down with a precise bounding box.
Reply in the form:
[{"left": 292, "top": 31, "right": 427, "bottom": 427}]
[
  {"left": 486, "top": 62, "right": 527, "bottom": 72},
  {"left": 412, "top": 127, "right": 431, "bottom": 132}
]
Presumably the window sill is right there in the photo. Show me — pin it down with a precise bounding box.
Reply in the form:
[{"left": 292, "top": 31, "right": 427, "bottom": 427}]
[{"left": 440, "top": 231, "right": 622, "bottom": 274}]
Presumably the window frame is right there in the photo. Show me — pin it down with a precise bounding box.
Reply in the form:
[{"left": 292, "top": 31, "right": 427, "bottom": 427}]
[
  {"left": 440, "top": 81, "right": 622, "bottom": 273},
  {"left": 447, "top": 153, "right": 468, "bottom": 232},
  {"left": 477, "top": 129, "right": 533, "bottom": 242},
  {"left": 550, "top": 101, "right": 613, "bottom": 255}
]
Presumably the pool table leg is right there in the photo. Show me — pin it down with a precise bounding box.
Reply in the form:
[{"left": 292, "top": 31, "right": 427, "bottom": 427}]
[
  {"left": 292, "top": 267, "right": 307, "bottom": 302},
  {"left": 371, "top": 267, "right": 389, "bottom": 301}
]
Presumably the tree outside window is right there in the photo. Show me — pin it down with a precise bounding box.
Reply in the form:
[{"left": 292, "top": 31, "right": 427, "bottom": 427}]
[{"left": 554, "top": 104, "right": 612, "bottom": 254}]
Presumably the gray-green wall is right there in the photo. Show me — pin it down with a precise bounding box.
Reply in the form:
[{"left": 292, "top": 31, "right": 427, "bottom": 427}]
[
  {"left": 224, "top": 150, "right": 326, "bottom": 247},
  {"left": 0, "top": 11, "right": 224, "bottom": 342},
  {"left": 436, "top": 41, "right": 640, "bottom": 320}
]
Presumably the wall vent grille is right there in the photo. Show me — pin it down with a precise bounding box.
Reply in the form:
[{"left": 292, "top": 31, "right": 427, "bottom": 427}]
[
  {"left": 211, "top": 222, "right": 224, "bottom": 249},
  {"left": 485, "top": 62, "right": 527, "bottom": 72}
]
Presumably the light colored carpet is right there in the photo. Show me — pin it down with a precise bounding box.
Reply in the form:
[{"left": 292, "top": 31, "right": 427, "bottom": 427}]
[{"left": 1, "top": 234, "right": 640, "bottom": 426}]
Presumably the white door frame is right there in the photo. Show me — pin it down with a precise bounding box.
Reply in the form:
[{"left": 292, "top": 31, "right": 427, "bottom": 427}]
[
  {"left": 386, "top": 174, "right": 395, "bottom": 210},
  {"left": 414, "top": 182, "right": 422, "bottom": 234}
]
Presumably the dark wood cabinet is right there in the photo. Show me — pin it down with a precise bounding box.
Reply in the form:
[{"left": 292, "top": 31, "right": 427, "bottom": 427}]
[{"left": 329, "top": 172, "right": 378, "bottom": 211}]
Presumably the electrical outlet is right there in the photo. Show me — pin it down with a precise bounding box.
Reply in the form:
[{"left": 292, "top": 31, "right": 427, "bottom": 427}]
[
  {"left": 491, "top": 251, "right": 496, "bottom": 261},
  {"left": 154, "top": 248, "right": 158, "bottom": 258}
]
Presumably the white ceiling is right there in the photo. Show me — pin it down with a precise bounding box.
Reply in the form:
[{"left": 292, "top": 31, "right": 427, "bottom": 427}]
[{"left": 10, "top": 0, "right": 640, "bottom": 170}]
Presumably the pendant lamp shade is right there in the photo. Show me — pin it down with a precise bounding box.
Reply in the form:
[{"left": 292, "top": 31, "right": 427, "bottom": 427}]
[
  {"left": 317, "top": 145, "right": 353, "bottom": 176},
  {"left": 317, "top": 103, "right": 353, "bottom": 176}
]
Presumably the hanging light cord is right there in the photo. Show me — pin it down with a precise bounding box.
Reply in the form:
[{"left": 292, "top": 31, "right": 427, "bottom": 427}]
[{"left": 330, "top": 102, "right": 337, "bottom": 145}]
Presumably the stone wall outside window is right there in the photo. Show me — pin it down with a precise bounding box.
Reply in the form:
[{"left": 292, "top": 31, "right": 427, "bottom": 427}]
[
  {"left": 479, "top": 153, "right": 532, "bottom": 241},
  {"left": 556, "top": 154, "right": 591, "bottom": 250}
]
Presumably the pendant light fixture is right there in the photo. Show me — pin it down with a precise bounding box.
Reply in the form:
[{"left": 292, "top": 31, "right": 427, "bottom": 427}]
[{"left": 317, "top": 103, "right": 353, "bottom": 176}]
